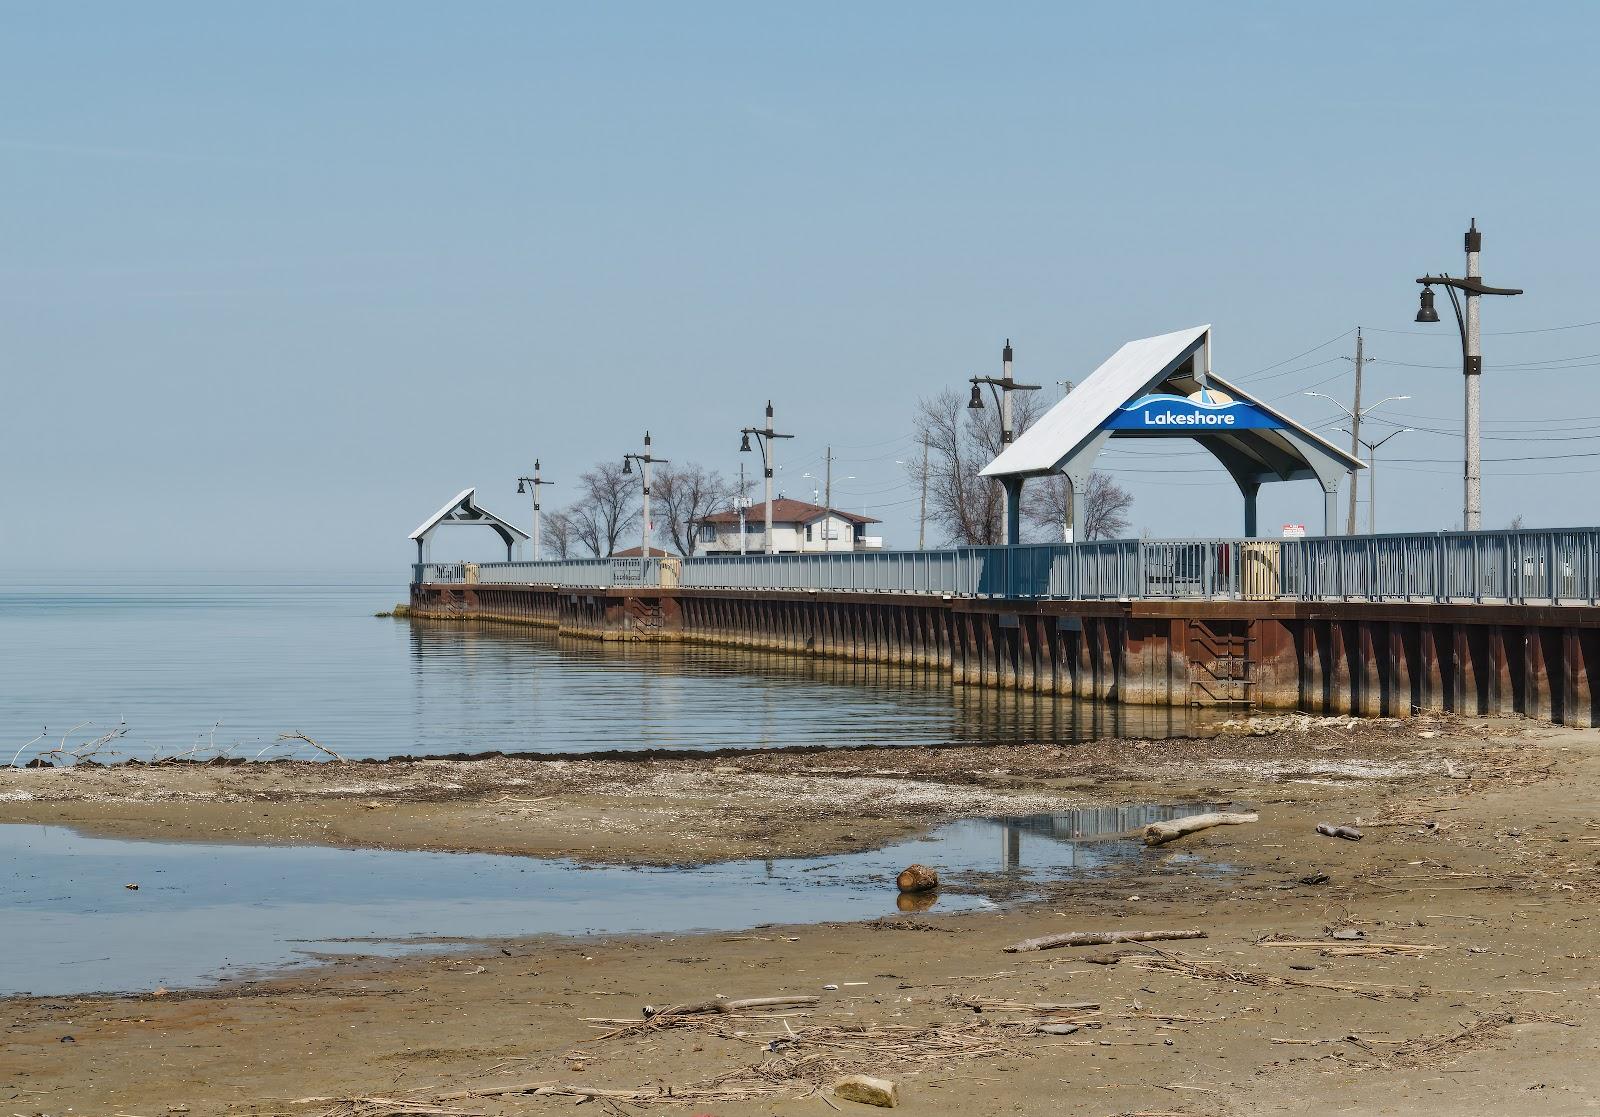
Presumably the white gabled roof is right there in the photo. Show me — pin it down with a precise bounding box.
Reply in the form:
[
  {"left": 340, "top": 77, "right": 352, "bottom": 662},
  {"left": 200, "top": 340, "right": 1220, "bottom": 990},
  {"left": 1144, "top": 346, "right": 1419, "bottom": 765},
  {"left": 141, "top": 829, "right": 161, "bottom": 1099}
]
[
  {"left": 981, "top": 325, "right": 1363, "bottom": 482},
  {"left": 982, "top": 326, "right": 1210, "bottom": 478},
  {"left": 409, "top": 488, "right": 529, "bottom": 542}
]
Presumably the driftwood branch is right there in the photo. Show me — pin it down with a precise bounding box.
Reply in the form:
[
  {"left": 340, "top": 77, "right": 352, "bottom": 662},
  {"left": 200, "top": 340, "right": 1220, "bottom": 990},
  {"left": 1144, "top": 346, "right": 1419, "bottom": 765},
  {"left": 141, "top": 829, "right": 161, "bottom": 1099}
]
[
  {"left": 1004, "top": 929, "right": 1206, "bottom": 954},
  {"left": 1316, "top": 823, "right": 1364, "bottom": 841},
  {"left": 277, "top": 731, "right": 346, "bottom": 762},
  {"left": 1143, "top": 811, "right": 1259, "bottom": 847},
  {"left": 643, "top": 995, "right": 820, "bottom": 1018}
]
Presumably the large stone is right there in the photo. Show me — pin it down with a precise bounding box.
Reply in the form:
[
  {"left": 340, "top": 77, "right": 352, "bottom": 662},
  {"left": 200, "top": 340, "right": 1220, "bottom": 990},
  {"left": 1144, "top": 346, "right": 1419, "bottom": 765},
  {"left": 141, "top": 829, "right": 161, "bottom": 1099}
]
[{"left": 834, "top": 1074, "right": 899, "bottom": 1108}]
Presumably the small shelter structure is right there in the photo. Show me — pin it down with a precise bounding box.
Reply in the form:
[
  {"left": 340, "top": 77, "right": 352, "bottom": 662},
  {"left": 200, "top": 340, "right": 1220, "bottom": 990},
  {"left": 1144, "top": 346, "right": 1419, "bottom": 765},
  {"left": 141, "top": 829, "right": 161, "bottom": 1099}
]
[
  {"left": 981, "top": 325, "right": 1364, "bottom": 540},
  {"left": 409, "top": 488, "right": 529, "bottom": 563}
]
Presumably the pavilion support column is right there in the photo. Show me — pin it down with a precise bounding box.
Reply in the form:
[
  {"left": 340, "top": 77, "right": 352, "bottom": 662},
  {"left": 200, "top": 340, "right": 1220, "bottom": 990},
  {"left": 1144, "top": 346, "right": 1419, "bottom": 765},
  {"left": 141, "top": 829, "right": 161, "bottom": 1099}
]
[
  {"left": 1003, "top": 478, "right": 1023, "bottom": 546},
  {"left": 1240, "top": 480, "right": 1261, "bottom": 538},
  {"left": 1322, "top": 482, "right": 1339, "bottom": 537}
]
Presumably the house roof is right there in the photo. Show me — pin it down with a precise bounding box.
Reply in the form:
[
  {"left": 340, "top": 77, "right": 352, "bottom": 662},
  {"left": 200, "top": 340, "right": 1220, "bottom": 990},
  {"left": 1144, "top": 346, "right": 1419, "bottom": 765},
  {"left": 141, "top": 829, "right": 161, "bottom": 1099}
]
[
  {"left": 611, "top": 545, "right": 674, "bottom": 557},
  {"left": 699, "top": 498, "right": 880, "bottom": 527},
  {"left": 980, "top": 325, "right": 1365, "bottom": 484}
]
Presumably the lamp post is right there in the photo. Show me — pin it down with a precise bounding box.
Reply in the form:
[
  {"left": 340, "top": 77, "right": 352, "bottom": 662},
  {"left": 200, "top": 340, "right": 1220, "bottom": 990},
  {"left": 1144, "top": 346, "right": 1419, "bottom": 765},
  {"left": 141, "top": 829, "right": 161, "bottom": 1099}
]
[
  {"left": 515, "top": 460, "right": 554, "bottom": 561},
  {"left": 622, "top": 432, "right": 667, "bottom": 559},
  {"left": 1336, "top": 427, "right": 1412, "bottom": 534},
  {"left": 968, "top": 339, "right": 1041, "bottom": 544},
  {"left": 739, "top": 401, "right": 793, "bottom": 555},
  {"left": 1413, "top": 220, "right": 1523, "bottom": 532},
  {"left": 1305, "top": 391, "right": 1409, "bottom": 536}
]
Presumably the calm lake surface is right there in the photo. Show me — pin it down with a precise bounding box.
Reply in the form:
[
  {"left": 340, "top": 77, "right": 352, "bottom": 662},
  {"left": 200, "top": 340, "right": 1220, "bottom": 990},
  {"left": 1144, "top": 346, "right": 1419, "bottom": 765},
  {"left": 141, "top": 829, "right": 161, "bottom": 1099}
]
[{"left": 0, "top": 572, "right": 1205, "bottom": 762}]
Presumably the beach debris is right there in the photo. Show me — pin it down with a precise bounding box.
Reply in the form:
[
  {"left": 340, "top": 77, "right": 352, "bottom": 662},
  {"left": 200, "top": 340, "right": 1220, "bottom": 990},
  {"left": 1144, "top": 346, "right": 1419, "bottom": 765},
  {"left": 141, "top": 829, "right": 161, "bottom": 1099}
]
[
  {"left": 1003, "top": 929, "right": 1206, "bottom": 954},
  {"left": 1035, "top": 1022, "right": 1079, "bottom": 1035},
  {"left": 1259, "top": 938, "right": 1444, "bottom": 957},
  {"left": 275, "top": 731, "right": 346, "bottom": 762},
  {"left": 1299, "top": 872, "right": 1331, "bottom": 885},
  {"left": 642, "top": 995, "right": 820, "bottom": 1018},
  {"left": 895, "top": 864, "right": 939, "bottom": 893},
  {"left": 1316, "top": 823, "right": 1364, "bottom": 841},
  {"left": 125, "top": 882, "right": 140, "bottom": 890},
  {"left": 824, "top": 984, "right": 840, "bottom": 990},
  {"left": 1143, "top": 811, "right": 1259, "bottom": 847},
  {"left": 1111, "top": 951, "right": 1423, "bottom": 999},
  {"left": 832, "top": 1074, "right": 899, "bottom": 1108},
  {"left": 956, "top": 997, "right": 1099, "bottom": 1015}
]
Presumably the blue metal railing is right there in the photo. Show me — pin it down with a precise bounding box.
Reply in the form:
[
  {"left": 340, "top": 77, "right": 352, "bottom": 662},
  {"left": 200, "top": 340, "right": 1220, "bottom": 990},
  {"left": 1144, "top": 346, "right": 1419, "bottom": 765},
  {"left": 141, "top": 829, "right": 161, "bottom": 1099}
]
[{"left": 412, "top": 528, "right": 1600, "bottom": 605}]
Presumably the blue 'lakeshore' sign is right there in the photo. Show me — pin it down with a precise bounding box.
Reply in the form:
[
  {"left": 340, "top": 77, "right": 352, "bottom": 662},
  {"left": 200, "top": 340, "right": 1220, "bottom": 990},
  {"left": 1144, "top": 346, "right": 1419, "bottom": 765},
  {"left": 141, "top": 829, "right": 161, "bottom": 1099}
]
[{"left": 1103, "top": 393, "right": 1283, "bottom": 431}]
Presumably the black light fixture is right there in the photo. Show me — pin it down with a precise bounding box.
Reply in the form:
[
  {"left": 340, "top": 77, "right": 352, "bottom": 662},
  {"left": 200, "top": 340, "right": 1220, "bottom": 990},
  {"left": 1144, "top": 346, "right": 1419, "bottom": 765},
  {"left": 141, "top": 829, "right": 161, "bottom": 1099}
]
[
  {"left": 516, "top": 479, "right": 526, "bottom": 493},
  {"left": 622, "top": 456, "right": 632, "bottom": 475},
  {"left": 968, "top": 380, "right": 985, "bottom": 409},
  {"left": 1415, "top": 285, "right": 1440, "bottom": 324},
  {"left": 739, "top": 431, "right": 752, "bottom": 452}
]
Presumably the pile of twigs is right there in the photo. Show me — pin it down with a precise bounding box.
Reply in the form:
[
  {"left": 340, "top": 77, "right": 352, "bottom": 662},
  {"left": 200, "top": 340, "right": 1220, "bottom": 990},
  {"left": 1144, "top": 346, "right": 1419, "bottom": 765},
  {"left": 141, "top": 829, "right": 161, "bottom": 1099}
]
[{"left": 1115, "top": 949, "right": 1424, "bottom": 1000}]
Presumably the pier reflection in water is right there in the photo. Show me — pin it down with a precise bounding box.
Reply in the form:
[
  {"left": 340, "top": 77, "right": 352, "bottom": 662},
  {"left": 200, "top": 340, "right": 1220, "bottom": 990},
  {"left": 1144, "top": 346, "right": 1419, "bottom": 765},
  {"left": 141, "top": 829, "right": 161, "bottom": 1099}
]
[
  {"left": 5, "top": 805, "right": 1219, "bottom": 997},
  {"left": 408, "top": 619, "right": 1211, "bottom": 756}
]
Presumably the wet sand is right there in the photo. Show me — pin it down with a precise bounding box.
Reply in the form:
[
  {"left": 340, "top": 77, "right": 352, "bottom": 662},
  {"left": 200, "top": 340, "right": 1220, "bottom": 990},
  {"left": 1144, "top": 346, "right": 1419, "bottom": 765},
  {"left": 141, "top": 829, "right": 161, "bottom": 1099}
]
[{"left": 4, "top": 716, "right": 1598, "bottom": 1115}]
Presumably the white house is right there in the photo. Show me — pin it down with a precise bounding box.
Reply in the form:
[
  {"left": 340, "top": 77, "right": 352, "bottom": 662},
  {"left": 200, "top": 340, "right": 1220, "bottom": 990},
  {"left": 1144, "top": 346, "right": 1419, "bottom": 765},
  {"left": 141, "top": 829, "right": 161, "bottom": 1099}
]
[{"left": 695, "top": 498, "right": 883, "bottom": 554}]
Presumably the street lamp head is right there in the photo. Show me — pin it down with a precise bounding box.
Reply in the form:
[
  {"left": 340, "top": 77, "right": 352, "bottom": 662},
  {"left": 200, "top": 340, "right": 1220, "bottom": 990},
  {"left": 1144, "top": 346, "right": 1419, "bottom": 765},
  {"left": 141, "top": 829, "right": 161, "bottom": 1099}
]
[
  {"left": 1416, "top": 285, "right": 1441, "bottom": 324},
  {"left": 622, "top": 456, "right": 633, "bottom": 475},
  {"left": 739, "top": 431, "right": 752, "bottom": 453},
  {"left": 516, "top": 479, "right": 526, "bottom": 494},
  {"left": 968, "top": 380, "right": 985, "bottom": 409}
]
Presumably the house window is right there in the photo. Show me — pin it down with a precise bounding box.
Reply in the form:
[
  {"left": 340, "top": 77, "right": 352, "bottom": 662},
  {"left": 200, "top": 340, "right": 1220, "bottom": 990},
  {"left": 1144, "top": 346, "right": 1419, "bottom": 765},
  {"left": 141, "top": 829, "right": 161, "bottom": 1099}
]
[
  {"left": 699, "top": 524, "right": 716, "bottom": 542},
  {"left": 805, "top": 524, "right": 813, "bottom": 542}
]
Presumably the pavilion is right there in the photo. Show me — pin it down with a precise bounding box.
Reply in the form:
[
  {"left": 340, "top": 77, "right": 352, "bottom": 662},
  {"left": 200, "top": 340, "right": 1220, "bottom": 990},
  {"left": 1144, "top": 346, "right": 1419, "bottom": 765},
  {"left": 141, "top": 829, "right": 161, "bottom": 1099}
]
[{"left": 980, "top": 325, "right": 1364, "bottom": 540}]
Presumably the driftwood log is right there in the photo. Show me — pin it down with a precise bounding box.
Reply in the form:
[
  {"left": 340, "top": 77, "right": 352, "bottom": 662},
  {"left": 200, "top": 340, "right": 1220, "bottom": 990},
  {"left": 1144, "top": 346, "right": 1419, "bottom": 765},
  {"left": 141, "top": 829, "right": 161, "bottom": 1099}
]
[
  {"left": 642, "top": 995, "right": 819, "bottom": 1018},
  {"left": 1143, "top": 811, "right": 1259, "bottom": 847},
  {"left": 896, "top": 864, "right": 939, "bottom": 893},
  {"left": 1316, "top": 823, "right": 1364, "bottom": 841},
  {"left": 1004, "top": 929, "right": 1207, "bottom": 954}
]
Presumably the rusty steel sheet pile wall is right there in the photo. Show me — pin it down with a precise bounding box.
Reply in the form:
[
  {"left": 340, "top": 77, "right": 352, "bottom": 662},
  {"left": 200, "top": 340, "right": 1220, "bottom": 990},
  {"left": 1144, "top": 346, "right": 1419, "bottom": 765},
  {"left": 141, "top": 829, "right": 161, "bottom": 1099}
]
[{"left": 408, "top": 582, "right": 1600, "bottom": 726}]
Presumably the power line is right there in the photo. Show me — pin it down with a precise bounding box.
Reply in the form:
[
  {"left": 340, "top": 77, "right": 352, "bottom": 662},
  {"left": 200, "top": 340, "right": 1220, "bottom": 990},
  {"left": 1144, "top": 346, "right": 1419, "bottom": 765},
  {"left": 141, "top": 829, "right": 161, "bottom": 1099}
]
[
  {"left": 1235, "top": 329, "right": 1356, "bottom": 380},
  {"left": 1365, "top": 318, "right": 1600, "bottom": 337}
]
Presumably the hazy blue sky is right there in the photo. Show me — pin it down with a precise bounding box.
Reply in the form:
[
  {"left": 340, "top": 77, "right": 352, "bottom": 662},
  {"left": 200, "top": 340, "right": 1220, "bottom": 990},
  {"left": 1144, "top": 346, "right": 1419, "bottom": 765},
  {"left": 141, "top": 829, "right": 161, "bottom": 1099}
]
[{"left": 4, "top": 2, "right": 1598, "bottom": 569}]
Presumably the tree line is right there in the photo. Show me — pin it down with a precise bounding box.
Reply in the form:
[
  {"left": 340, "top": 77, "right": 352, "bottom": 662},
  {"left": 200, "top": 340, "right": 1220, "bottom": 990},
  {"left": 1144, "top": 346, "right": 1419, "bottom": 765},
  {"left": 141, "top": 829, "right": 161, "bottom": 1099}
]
[{"left": 541, "top": 391, "right": 1132, "bottom": 557}]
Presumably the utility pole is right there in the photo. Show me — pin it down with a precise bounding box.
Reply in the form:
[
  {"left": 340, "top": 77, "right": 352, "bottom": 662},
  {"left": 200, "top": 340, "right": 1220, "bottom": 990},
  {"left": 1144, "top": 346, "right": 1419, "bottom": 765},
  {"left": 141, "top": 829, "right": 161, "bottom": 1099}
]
[
  {"left": 1344, "top": 329, "right": 1365, "bottom": 536},
  {"left": 739, "top": 401, "right": 793, "bottom": 555},
  {"left": 824, "top": 445, "right": 832, "bottom": 514},
  {"left": 917, "top": 433, "right": 929, "bottom": 551},
  {"left": 1414, "top": 220, "right": 1523, "bottom": 532},
  {"left": 515, "top": 460, "right": 554, "bottom": 561},
  {"left": 622, "top": 432, "right": 667, "bottom": 558}
]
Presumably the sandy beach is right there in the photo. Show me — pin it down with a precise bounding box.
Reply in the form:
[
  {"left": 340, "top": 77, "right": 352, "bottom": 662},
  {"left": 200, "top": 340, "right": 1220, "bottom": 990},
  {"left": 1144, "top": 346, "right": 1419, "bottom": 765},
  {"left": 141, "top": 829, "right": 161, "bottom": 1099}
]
[{"left": 4, "top": 716, "right": 1597, "bottom": 1115}]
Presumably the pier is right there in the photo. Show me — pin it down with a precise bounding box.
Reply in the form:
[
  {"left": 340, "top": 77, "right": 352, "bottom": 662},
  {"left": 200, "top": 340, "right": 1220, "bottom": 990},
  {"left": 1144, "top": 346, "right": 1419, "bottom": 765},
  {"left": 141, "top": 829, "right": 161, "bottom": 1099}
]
[{"left": 410, "top": 528, "right": 1600, "bottom": 726}]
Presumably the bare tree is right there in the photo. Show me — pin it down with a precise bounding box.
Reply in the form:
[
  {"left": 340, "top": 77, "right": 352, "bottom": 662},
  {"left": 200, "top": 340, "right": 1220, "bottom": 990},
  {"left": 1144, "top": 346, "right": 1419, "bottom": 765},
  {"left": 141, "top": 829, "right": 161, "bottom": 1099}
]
[
  {"left": 542, "top": 509, "right": 577, "bottom": 559},
  {"left": 909, "top": 388, "right": 1044, "bottom": 545},
  {"left": 567, "top": 461, "right": 639, "bottom": 556},
  {"left": 652, "top": 463, "right": 732, "bottom": 555},
  {"left": 1080, "top": 473, "right": 1133, "bottom": 540},
  {"left": 1025, "top": 472, "right": 1135, "bottom": 541}
]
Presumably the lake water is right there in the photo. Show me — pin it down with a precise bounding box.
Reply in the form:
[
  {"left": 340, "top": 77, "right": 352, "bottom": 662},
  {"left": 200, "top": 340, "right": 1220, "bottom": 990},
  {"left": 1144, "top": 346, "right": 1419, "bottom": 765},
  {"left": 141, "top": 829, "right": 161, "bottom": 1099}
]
[
  {"left": 0, "top": 572, "right": 1205, "bottom": 762},
  {"left": 0, "top": 806, "right": 1218, "bottom": 996}
]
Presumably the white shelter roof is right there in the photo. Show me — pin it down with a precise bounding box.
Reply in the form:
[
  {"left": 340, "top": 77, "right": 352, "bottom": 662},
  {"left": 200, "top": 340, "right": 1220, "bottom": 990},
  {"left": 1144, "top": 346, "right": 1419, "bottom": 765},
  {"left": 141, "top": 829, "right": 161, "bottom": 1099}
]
[
  {"left": 981, "top": 325, "right": 1364, "bottom": 484},
  {"left": 410, "top": 488, "right": 529, "bottom": 542}
]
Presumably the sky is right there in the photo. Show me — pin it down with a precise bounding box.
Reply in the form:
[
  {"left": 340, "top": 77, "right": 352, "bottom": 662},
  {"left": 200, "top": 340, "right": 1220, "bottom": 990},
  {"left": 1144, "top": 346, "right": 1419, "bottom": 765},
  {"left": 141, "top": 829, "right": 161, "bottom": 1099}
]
[{"left": 4, "top": 1, "right": 1599, "bottom": 570}]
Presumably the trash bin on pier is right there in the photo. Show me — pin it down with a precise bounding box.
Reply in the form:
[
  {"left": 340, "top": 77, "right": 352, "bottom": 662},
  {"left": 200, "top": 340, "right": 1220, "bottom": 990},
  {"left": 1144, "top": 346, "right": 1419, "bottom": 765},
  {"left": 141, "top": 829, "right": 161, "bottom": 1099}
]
[{"left": 1240, "top": 542, "right": 1280, "bottom": 600}]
